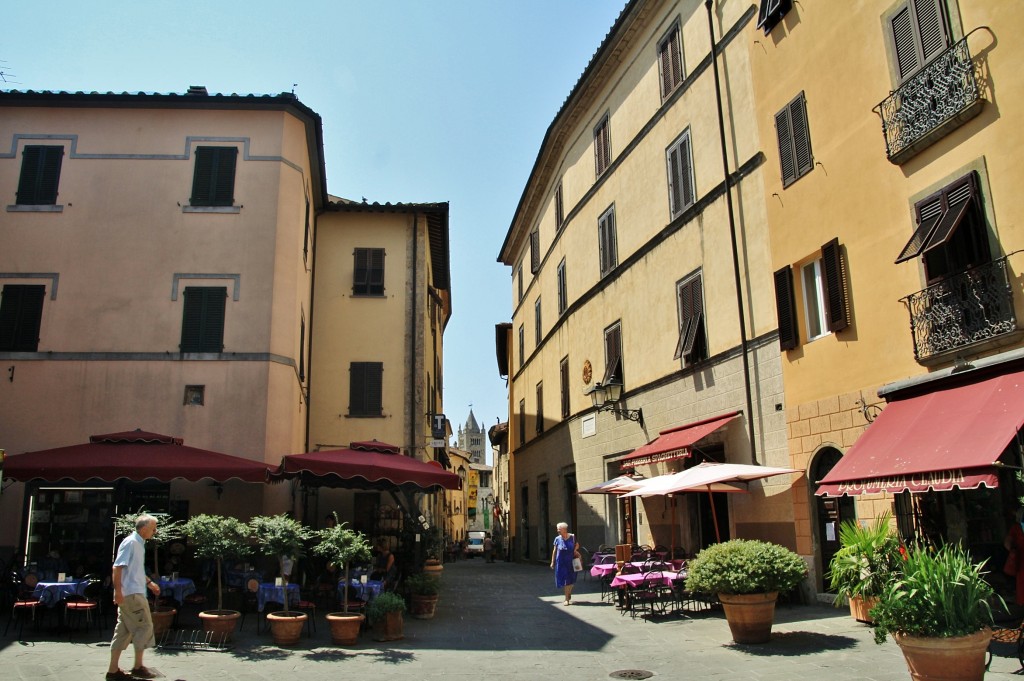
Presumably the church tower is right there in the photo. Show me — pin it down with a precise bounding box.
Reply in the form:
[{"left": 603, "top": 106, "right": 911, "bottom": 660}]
[{"left": 456, "top": 408, "right": 486, "bottom": 464}]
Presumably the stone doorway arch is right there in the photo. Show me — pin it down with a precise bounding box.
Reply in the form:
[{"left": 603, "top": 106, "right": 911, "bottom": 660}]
[{"left": 810, "top": 445, "right": 855, "bottom": 592}]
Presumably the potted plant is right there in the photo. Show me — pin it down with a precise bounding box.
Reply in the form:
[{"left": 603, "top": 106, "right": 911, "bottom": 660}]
[
  {"left": 405, "top": 572, "right": 440, "bottom": 619},
  {"left": 312, "top": 512, "right": 373, "bottom": 645},
  {"left": 685, "top": 538, "right": 807, "bottom": 644},
  {"left": 828, "top": 513, "right": 902, "bottom": 623},
  {"left": 113, "top": 509, "right": 185, "bottom": 637},
  {"left": 422, "top": 527, "right": 444, "bottom": 577},
  {"left": 249, "top": 514, "right": 313, "bottom": 645},
  {"left": 181, "top": 513, "right": 252, "bottom": 641},
  {"left": 367, "top": 591, "right": 406, "bottom": 641},
  {"left": 871, "top": 543, "right": 1000, "bottom": 681}
]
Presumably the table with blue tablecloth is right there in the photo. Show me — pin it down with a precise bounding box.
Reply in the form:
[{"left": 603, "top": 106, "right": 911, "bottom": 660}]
[
  {"left": 337, "top": 578, "right": 383, "bottom": 603},
  {"left": 31, "top": 580, "right": 88, "bottom": 607},
  {"left": 157, "top": 577, "right": 196, "bottom": 604},
  {"left": 257, "top": 582, "right": 300, "bottom": 611}
]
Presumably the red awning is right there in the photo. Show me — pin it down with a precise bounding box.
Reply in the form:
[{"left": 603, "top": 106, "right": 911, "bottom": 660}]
[
  {"left": 276, "top": 440, "right": 461, "bottom": 492},
  {"left": 620, "top": 412, "right": 739, "bottom": 468},
  {"left": 3, "top": 429, "right": 271, "bottom": 483},
  {"left": 816, "top": 370, "right": 1024, "bottom": 497}
]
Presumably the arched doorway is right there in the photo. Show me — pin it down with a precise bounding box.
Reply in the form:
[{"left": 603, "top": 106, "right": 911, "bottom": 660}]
[{"left": 811, "top": 446, "right": 855, "bottom": 592}]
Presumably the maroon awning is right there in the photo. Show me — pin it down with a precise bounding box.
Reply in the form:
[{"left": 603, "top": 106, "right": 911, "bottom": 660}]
[
  {"left": 620, "top": 412, "right": 739, "bottom": 468},
  {"left": 816, "top": 370, "right": 1024, "bottom": 497},
  {"left": 3, "top": 429, "right": 271, "bottom": 483},
  {"left": 276, "top": 440, "right": 461, "bottom": 492}
]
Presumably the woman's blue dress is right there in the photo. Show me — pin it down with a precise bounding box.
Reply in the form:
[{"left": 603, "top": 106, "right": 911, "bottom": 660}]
[{"left": 553, "top": 534, "right": 578, "bottom": 588}]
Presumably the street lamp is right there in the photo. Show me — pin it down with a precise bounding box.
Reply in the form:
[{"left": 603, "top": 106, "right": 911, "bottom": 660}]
[{"left": 584, "top": 377, "right": 644, "bottom": 427}]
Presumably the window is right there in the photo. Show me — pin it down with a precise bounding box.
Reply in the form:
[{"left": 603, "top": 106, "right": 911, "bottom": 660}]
[
  {"left": 299, "top": 314, "right": 306, "bottom": 382},
  {"left": 353, "top": 247, "right": 385, "bottom": 296},
  {"left": 530, "top": 231, "right": 540, "bottom": 274},
  {"left": 667, "top": 129, "right": 695, "bottom": 218},
  {"left": 16, "top": 146, "right": 63, "bottom": 205},
  {"left": 557, "top": 258, "right": 568, "bottom": 315},
  {"left": 774, "top": 238, "right": 849, "bottom": 350},
  {"left": 518, "top": 324, "right": 525, "bottom": 368},
  {"left": 536, "top": 382, "right": 544, "bottom": 435},
  {"left": 560, "top": 356, "right": 570, "bottom": 419},
  {"left": 598, "top": 206, "right": 618, "bottom": 277},
  {"left": 349, "top": 361, "right": 383, "bottom": 417},
  {"left": 603, "top": 321, "right": 623, "bottom": 386},
  {"left": 658, "top": 22, "right": 684, "bottom": 98},
  {"left": 0, "top": 284, "right": 45, "bottom": 351},
  {"left": 190, "top": 146, "right": 238, "bottom": 207},
  {"left": 534, "top": 297, "right": 542, "bottom": 346},
  {"left": 594, "top": 114, "right": 611, "bottom": 177},
  {"left": 518, "top": 399, "right": 526, "bottom": 445},
  {"left": 775, "top": 92, "right": 813, "bottom": 187},
  {"left": 774, "top": 266, "right": 799, "bottom": 351},
  {"left": 895, "top": 171, "right": 988, "bottom": 282},
  {"left": 674, "top": 272, "right": 707, "bottom": 365},
  {"left": 180, "top": 286, "right": 226, "bottom": 353},
  {"left": 888, "top": 0, "right": 950, "bottom": 82},
  {"left": 802, "top": 260, "right": 828, "bottom": 342},
  {"left": 555, "top": 180, "right": 565, "bottom": 230},
  {"left": 756, "top": 0, "right": 793, "bottom": 34}
]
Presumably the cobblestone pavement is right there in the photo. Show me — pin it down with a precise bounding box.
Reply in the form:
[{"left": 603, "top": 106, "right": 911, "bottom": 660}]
[{"left": 3, "top": 558, "right": 1022, "bottom": 680}]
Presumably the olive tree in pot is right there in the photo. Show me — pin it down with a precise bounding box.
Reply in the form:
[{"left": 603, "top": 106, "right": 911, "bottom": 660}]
[
  {"left": 181, "top": 513, "right": 252, "bottom": 642},
  {"left": 871, "top": 543, "right": 1001, "bottom": 681},
  {"left": 248, "top": 514, "right": 313, "bottom": 645},
  {"left": 113, "top": 510, "right": 184, "bottom": 638},
  {"left": 828, "top": 513, "right": 902, "bottom": 623},
  {"left": 685, "top": 538, "right": 807, "bottom": 644},
  {"left": 311, "top": 512, "right": 372, "bottom": 645}
]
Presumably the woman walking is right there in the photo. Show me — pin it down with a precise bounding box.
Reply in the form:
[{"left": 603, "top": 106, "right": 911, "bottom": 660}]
[{"left": 550, "top": 522, "right": 581, "bottom": 605}]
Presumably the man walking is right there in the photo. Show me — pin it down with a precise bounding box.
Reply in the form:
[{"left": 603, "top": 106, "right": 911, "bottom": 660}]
[
  {"left": 106, "top": 514, "right": 161, "bottom": 680},
  {"left": 484, "top": 533, "right": 494, "bottom": 563}
]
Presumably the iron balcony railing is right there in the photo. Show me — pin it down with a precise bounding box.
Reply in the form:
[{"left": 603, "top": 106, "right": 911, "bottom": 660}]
[
  {"left": 901, "top": 256, "right": 1017, "bottom": 363},
  {"left": 877, "top": 33, "right": 983, "bottom": 164}
]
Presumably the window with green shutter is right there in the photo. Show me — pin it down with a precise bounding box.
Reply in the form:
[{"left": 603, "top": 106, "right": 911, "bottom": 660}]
[
  {"left": 350, "top": 361, "right": 383, "bottom": 417},
  {"left": 190, "top": 147, "right": 237, "bottom": 207},
  {"left": 775, "top": 92, "right": 813, "bottom": 188},
  {"left": 180, "top": 286, "right": 227, "bottom": 353},
  {"left": 353, "top": 247, "right": 386, "bottom": 295},
  {"left": 0, "top": 284, "right": 45, "bottom": 351},
  {"left": 16, "top": 146, "right": 64, "bottom": 205}
]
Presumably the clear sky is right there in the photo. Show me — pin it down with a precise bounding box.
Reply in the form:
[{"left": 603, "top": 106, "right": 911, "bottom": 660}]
[{"left": 2, "top": 1, "right": 627, "bottom": 462}]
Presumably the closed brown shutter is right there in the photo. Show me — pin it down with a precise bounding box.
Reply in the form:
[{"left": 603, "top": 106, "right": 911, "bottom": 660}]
[
  {"left": 890, "top": 0, "right": 950, "bottom": 82},
  {"left": 776, "top": 93, "right": 812, "bottom": 187},
  {"left": 16, "top": 146, "right": 63, "bottom": 205},
  {"left": 775, "top": 107, "right": 796, "bottom": 186},
  {"left": 774, "top": 266, "right": 798, "bottom": 350},
  {"left": 821, "top": 238, "right": 849, "bottom": 333},
  {"left": 0, "top": 284, "right": 45, "bottom": 351},
  {"left": 530, "top": 231, "right": 540, "bottom": 274}
]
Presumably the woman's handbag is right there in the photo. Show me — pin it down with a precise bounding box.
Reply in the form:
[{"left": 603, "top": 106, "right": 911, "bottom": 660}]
[
  {"left": 572, "top": 556, "right": 583, "bottom": 572},
  {"left": 1005, "top": 549, "right": 1019, "bottom": 577}
]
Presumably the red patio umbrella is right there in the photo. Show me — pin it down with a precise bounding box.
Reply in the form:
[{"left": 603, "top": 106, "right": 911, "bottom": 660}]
[
  {"left": 275, "top": 440, "right": 461, "bottom": 492},
  {"left": 2, "top": 429, "right": 272, "bottom": 483}
]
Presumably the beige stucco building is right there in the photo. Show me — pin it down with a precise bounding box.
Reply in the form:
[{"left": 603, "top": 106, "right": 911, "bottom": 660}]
[{"left": 498, "top": 0, "right": 796, "bottom": 564}]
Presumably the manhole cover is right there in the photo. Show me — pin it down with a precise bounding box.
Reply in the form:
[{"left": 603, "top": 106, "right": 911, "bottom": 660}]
[{"left": 609, "top": 671, "right": 653, "bottom": 680}]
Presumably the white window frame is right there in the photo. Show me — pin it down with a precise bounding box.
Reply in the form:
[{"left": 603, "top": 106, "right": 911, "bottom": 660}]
[{"left": 801, "top": 258, "right": 829, "bottom": 342}]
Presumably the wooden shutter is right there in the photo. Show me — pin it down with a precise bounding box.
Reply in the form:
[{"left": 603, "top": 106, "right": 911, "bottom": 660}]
[
  {"left": 599, "top": 209, "right": 617, "bottom": 276},
  {"left": 594, "top": 117, "right": 610, "bottom": 176},
  {"left": 0, "top": 284, "right": 45, "bottom": 351},
  {"left": 775, "top": 107, "right": 796, "bottom": 187},
  {"left": 658, "top": 26, "right": 682, "bottom": 97},
  {"left": 557, "top": 260, "right": 567, "bottom": 314},
  {"left": 530, "top": 231, "right": 540, "bottom": 274},
  {"left": 774, "top": 266, "right": 799, "bottom": 350},
  {"left": 667, "top": 131, "right": 694, "bottom": 217},
  {"left": 181, "top": 287, "right": 226, "bottom": 352},
  {"left": 191, "top": 147, "right": 237, "bottom": 206},
  {"left": 896, "top": 190, "right": 943, "bottom": 263},
  {"left": 560, "top": 358, "right": 570, "bottom": 418},
  {"left": 896, "top": 172, "right": 978, "bottom": 263},
  {"left": 821, "top": 239, "right": 849, "bottom": 333},
  {"left": 350, "top": 362, "right": 383, "bottom": 416},
  {"left": 674, "top": 276, "right": 704, "bottom": 362},
  {"left": 776, "top": 94, "right": 812, "bottom": 187},
  {"left": 354, "top": 248, "right": 385, "bottom": 295},
  {"left": 536, "top": 383, "right": 544, "bottom": 434},
  {"left": 16, "top": 146, "right": 63, "bottom": 205},
  {"left": 890, "top": 0, "right": 950, "bottom": 82},
  {"left": 914, "top": 0, "right": 949, "bottom": 64},
  {"left": 603, "top": 324, "right": 622, "bottom": 384},
  {"left": 555, "top": 182, "right": 564, "bottom": 229},
  {"left": 534, "top": 298, "right": 542, "bottom": 345}
]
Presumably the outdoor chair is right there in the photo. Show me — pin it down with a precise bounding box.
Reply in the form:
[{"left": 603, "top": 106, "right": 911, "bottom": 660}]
[
  {"left": 238, "top": 578, "right": 262, "bottom": 632},
  {"left": 4, "top": 572, "right": 42, "bottom": 640},
  {"left": 623, "top": 573, "right": 664, "bottom": 620},
  {"left": 64, "top": 579, "right": 103, "bottom": 635}
]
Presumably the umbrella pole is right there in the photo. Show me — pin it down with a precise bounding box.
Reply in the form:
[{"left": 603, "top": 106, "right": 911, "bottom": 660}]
[
  {"left": 669, "top": 495, "right": 676, "bottom": 558},
  {"left": 707, "top": 488, "right": 721, "bottom": 543}
]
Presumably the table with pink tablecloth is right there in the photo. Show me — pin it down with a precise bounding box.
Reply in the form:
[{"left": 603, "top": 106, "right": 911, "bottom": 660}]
[{"left": 609, "top": 570, "right": 684, "bottom": 588}]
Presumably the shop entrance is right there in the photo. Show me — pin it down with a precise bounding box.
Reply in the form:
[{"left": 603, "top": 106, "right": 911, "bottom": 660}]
[{"left": 812, "top": 447, "right": 855, "bottom": 592}]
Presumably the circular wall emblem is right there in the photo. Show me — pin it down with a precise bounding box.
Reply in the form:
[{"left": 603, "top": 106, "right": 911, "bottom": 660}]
[{"left": 582, "top": 359, "right": 593, "bottom": 385}]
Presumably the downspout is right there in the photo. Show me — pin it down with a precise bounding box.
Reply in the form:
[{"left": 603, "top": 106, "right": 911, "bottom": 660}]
[
  {"left": 409, "top": 212, "right": 419, "bottom": 459},
  {"left": 706, "top": 0, "right": 757, "bottom": 465},
  {"left": 305, "top": 208, "right": 319, "bottom": 456}
]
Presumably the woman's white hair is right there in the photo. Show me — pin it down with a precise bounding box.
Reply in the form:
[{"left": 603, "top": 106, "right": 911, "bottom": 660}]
[{"left": 556, "top": 522, "right": 568, "bottom": 531}]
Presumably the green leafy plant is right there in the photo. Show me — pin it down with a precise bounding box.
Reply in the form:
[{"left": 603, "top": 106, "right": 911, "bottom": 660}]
[
  {"left": 685, "top": 539, "right": 807, "bottom": 595},
  {"left": 312, "top": 512, "right": 372, "bottom": 613},
  {"left": 366, "top": 591, "right": 406, "bottom": 624},
  {"left": 404, "top": 572, "right": 440, "bottom": 596},
  {"left": 249, "top": 513, "right": 313, "bottom": 584},
  {"left": 112, "top": 509, "right": 184, "bottom": 578},
  {"left": 181, "top": 514, "right": 252, "bottom": 611},
  {"left": 828, "top": 513, "right": 902, "bottom": 604},
  {"left": 871, "top": 542, "right": 1001, "bottom": 644}
]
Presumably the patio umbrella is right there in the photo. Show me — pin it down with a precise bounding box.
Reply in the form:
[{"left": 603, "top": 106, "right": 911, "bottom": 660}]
[
  {"left": 577, "top": 475, "right": 646, "bottom": 495},
  {"left": 2, "top": 429, "right": 272, "bottom": 483}
]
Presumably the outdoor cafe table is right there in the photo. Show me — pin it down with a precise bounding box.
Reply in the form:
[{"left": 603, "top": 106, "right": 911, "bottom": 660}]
[
  {"left": 257, "top": 582, "right": 300, "bottom": 612},
  {"left": 591, "top": 561, "right": 670, "bottom": 579},
  {"left": 31, "top": 579, "right": 88, "bottom": 607},
  {"left": 337, "top": 578, "right": 384, "bottom": 603},
  {"left": 609, "top": 569, "right": 684, "bottom": 589},
  {"left": 157, "top": 576, "right": 196, "bottom": 603}
]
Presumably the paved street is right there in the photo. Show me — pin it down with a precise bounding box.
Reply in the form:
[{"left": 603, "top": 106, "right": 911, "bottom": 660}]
[{"left": 3, "top": 558, "right": 1022, "bottom": 680}]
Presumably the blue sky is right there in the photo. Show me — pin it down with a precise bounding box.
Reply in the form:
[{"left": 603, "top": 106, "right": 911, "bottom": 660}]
[{"left": 3, "top": 1, "right": 627, "bottom": 461}]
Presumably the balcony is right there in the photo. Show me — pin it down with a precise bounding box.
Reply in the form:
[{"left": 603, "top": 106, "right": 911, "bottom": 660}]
[
  {"left": 901, "top": 257, "right": 1018, "bottom": 364},
  {"left": 877, "top": 35, "right": 983, "bottom": 165}
]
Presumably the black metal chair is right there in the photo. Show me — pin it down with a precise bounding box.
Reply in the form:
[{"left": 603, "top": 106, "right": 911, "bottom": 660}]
[
  {"left": 4, "top": 572, "right": 43, "bottom": 640},
  {"left": 64, "top": 579, "right": 103, "bottom": 634}
]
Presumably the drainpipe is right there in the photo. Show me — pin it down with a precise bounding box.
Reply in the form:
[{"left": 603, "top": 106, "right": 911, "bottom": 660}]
[
  {"left": 409, "top": 212, "right": 419, "bottom": 459},
  {"left": 706, "top": 0, "right": 757, "bottom": 465}
]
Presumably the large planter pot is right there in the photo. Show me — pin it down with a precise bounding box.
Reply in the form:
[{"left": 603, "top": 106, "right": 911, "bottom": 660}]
[
  {"left": 198, "top": 609, "right": 240, "bottom": 643},
  {"left": 151, "top": 607, "right": 176, "bottom": 639},
  {"left": 423, "top": 560, "right": 444, "bottom": 582},
  {"left": 849, "top": 595, "right": 878, "bottom": 624},
  {"left": 325, "top": 612, "right": 364, "bottom": 645},
  {"left": 409, "top": 593, "right": 439, "bottom": 619},
  {"left": 266, "top": 610, "right": 307, "bottom": 646},
  {"left": 372, "top": 611, "right": 404, "bottom": 641},
  {"left": 894, "top": 629, "right": 991, "bottom": 681},
  {"left": 718, "top": 592, "right": 779, "bottom": 644}
]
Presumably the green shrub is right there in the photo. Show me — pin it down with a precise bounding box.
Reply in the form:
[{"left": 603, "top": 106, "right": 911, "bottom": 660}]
[
  {"left": 367, "top": 591, "right": 406, "bottom": 623},
  {"left": 404, "top": 572, "right": 440, "bottom": 596},
  {"left": 685, "top": 539, "right": 807, "bottom": 595},
  {"left": 828, "top": 513, "right": 902, "bottom": 604},
  {"left": 181, "top": 514, "right": 252, "bottom": 611},
  {"left": 871, "top": 543, "right": 1000, "bottom": 644}
]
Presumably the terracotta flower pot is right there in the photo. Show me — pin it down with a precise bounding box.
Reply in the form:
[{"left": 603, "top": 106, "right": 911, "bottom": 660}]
[
  {"left": 372, "top": 610, "right": 404, "bottom": 641},
  {"left": 848, "top": 595, "right": 878, "bottom": 624},
  {"left": 894, "top": 628, "right": 991, "bottom": 681},
  {"left": 266, "top": 610, "right": 307, "bottom": 646},
  {"left": 151, "top": 607, "right": 176, "bottom": 639},
  {"left": 718, "top": 592, "right": 778, "bottom": 644},
  {"left": 198, "top": 609, "right": 240, "bottom": 643},
  {"left": 409, "top": 593, "right": 439, "bottom": 619},
  {"left": 326, "top": 612, "right": 364, "bottom": 645}
]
